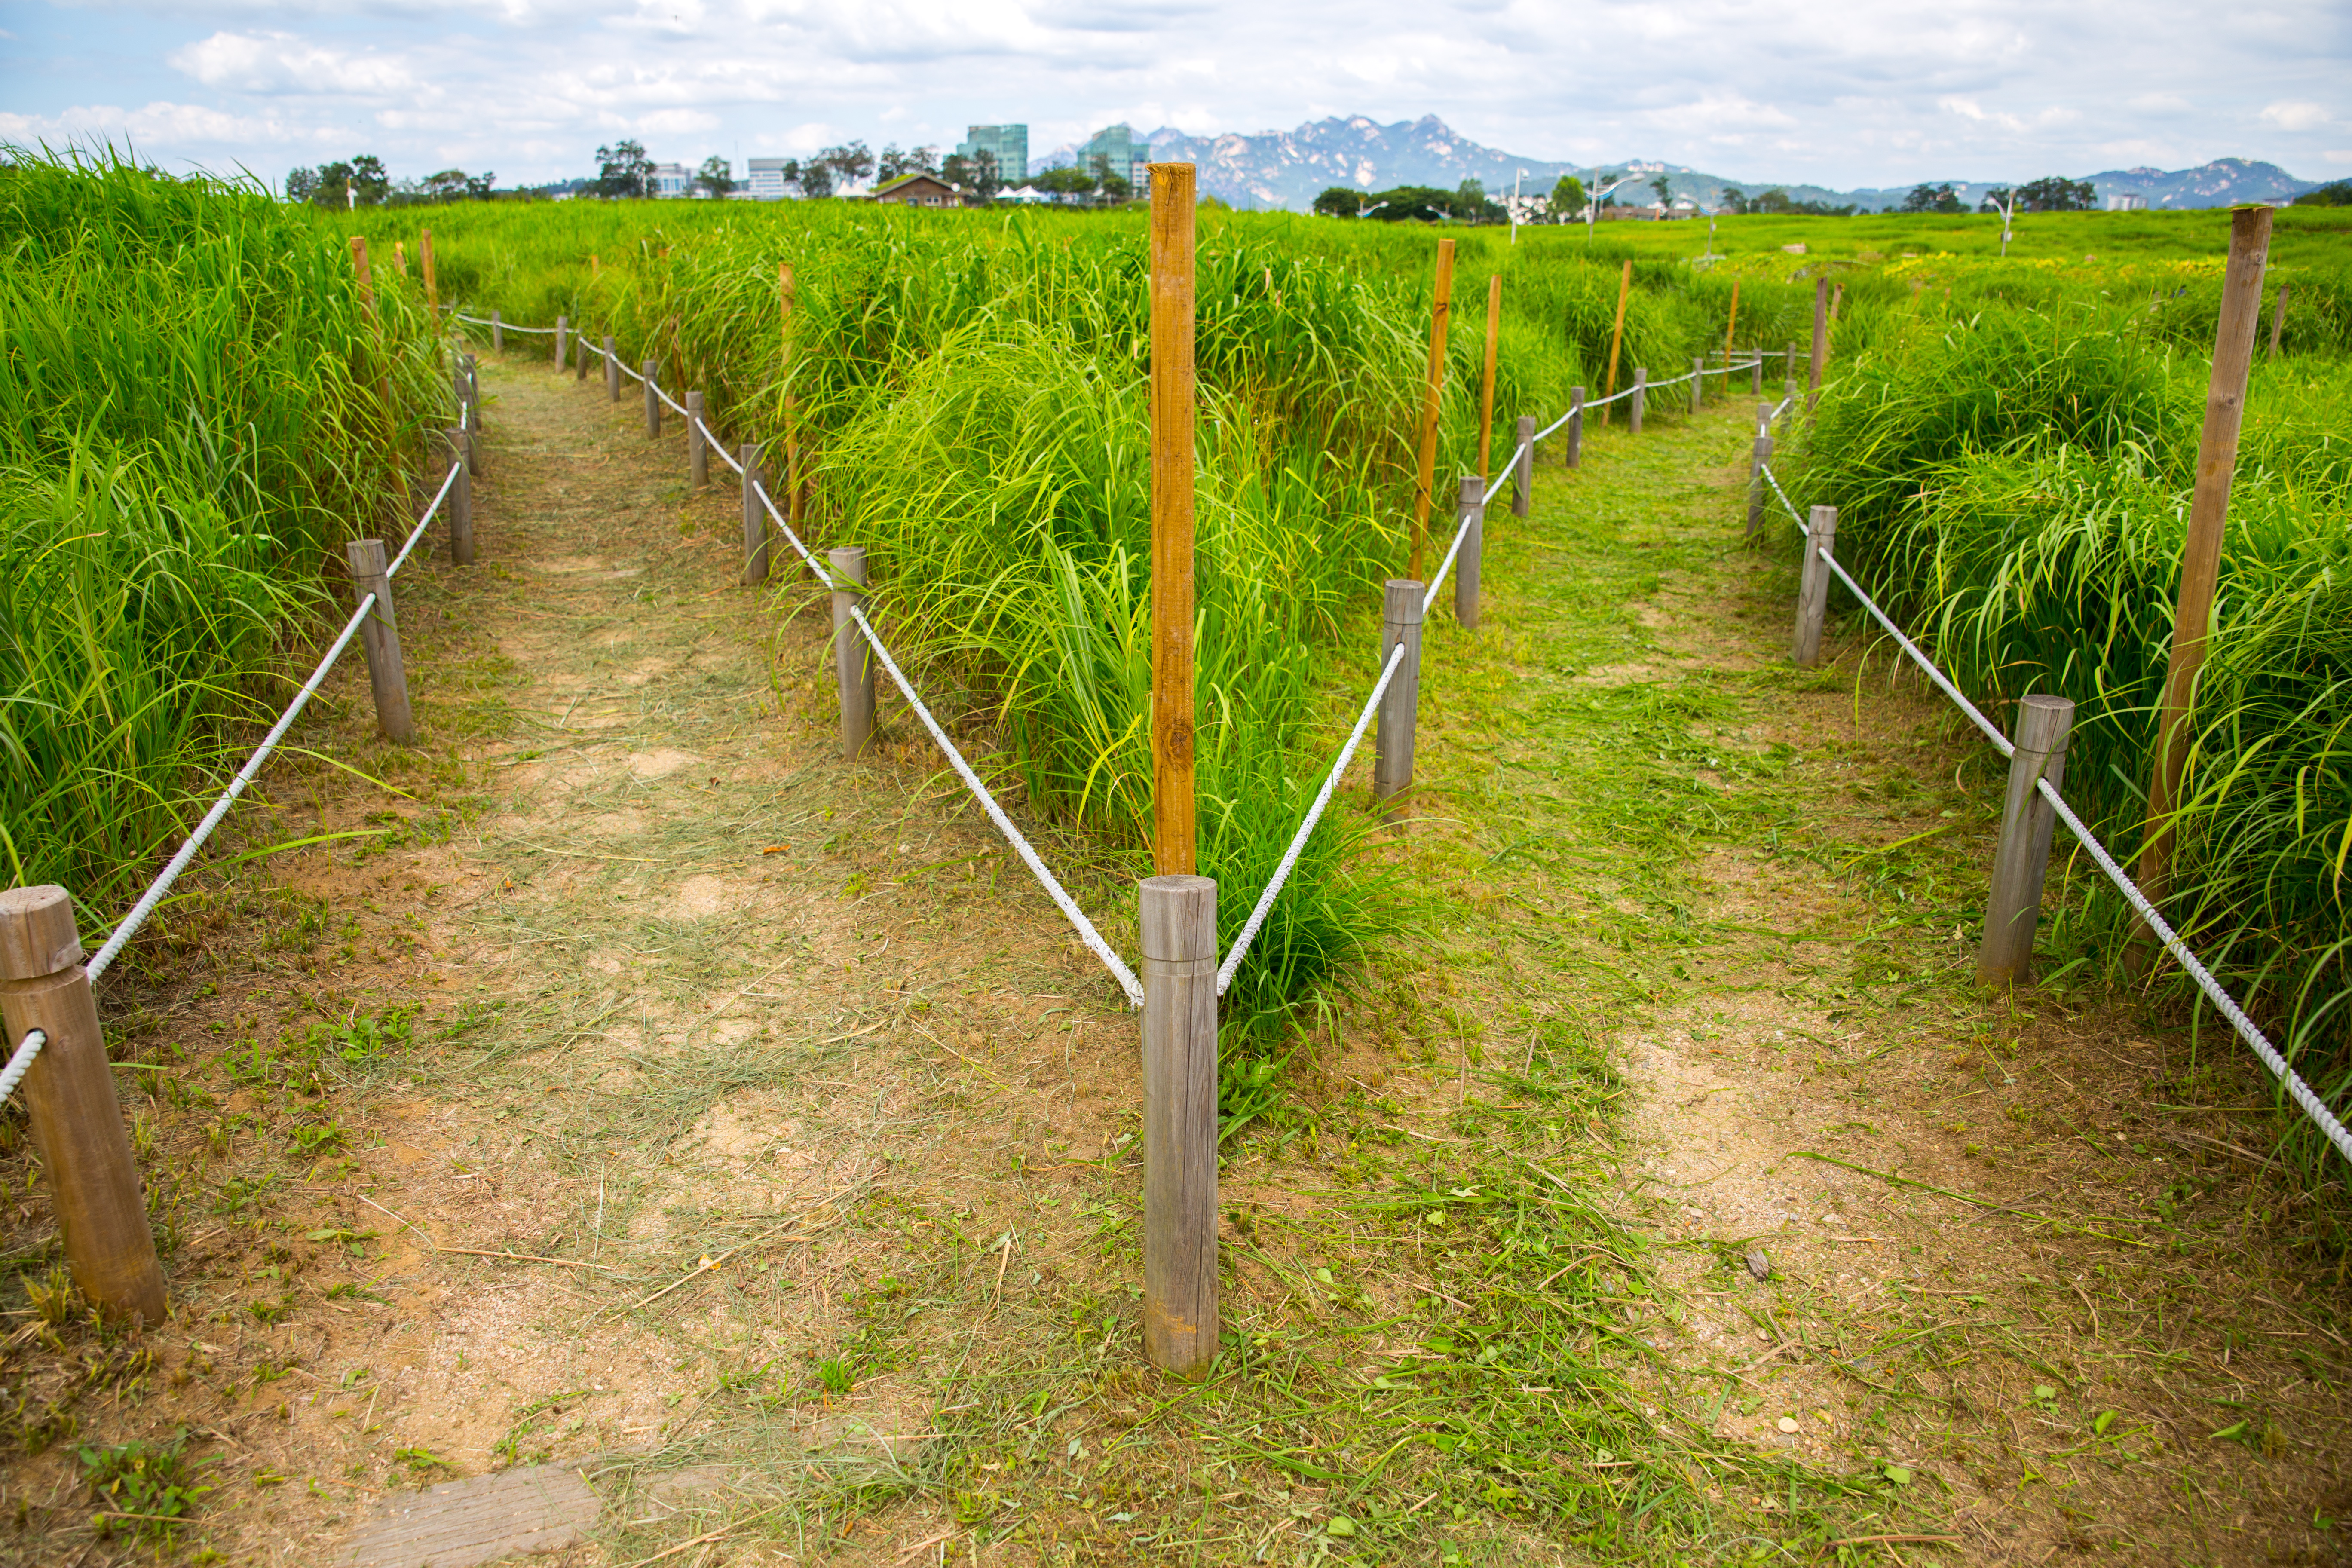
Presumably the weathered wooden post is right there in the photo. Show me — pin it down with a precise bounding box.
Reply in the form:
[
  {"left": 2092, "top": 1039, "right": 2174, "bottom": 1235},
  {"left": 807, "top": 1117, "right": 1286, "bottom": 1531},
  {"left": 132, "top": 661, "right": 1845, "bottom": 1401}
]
[
  {"left": 2137, "top": 205, "right": 2271, "bottom": 921},
  {"left": 1564, "top": 386, "right": 1584, "bottom": 469},
  {"left": 603, "top": 335, "right": 620, "bottom": 401},
  {"left": 491, "top": 309, "right": 504, "bottom": 353},
  {"left": 0, "top": 890, "right": 168, "bottom": 1327},
  {"left": 575, "top": 328, "right": 590, "bottom": 383},
  {"left": 1746, "top": 428, "right": 1773, "bottom": 538},
  {"left": 556, "top": 315, "right": 569, "bottom": 370},
  {"left": 1750, "top": 352, "right": 1763, "bottom": 395},
  {"left": 1792, "top": 506, "right": 1838, "bottom": 668},
  {"left": 740, "top": 444, "right": 768, "bottom": 585},
  {"left": 1977, "top": 695, "right": 2076, "bottom": 986},
  {"left": 1453, "top": 475, "right": 1483, "bottom": 630},
  {"left": 458, "top": 355, "right": 481, "bottom": 476},
  {"left": 444, "top": 428, "right": 474, "bottom": 565},
  {"left": 1511, "top": 414, "right": 1534, "bottom": 518},
  {"left": 1807, "top": 281, "right": 1828, "bottom": 415},
  {"left": 829, "top": 547, "right": 875, "bottom": 760},
  {"left": 1373, "top": 579, "right": 1424, "bottom": 815},
  {"left": 642, "top": 359, "right": 662, "bottom": 438},
  {"left": 1691, "top": 354, "right": 1705, "bottom": 412},
  {"left": 1629, "top": 367, "right": 1648, "bottom": 435},
  {"left": 1408, "top": 239, "right": 1457, "bottom": 581},
  {"left": 686, "top": 392, "right": 708, "bottom": 488},
  {"left": 1139, "top": 872, "right": 1217, "bottom": 1380},
  {"left": 346, "top": 540, "right": 416, "bottom": 743}
]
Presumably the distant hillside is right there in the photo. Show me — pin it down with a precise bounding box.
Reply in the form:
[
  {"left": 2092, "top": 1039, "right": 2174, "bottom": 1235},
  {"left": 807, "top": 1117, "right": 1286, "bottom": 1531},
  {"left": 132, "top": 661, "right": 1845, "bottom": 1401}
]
[{"left": 1046, "top": 115, "right": 2316, "bottom": 215}]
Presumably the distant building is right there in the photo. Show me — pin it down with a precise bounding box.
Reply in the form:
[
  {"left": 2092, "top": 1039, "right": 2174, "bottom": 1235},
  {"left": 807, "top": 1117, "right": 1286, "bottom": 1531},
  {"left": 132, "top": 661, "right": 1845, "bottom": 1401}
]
[
  {"left": 1074, "top": 124, "right": 1150, "bottom": 193},
  {"left": 2107, "top": 192, "right": 2147, "bottom": 211},
  {"left": 651, "top": 162, "right": 691, "bottom": 199},
  {"left": 746, "top": 158, "right": 795, "bottom": 200},
  {"left": 871, "top": 173, "right": 972, "bottom": 208},
  {"left": 957, "top": 124, "right": 1028, "bottom": 184}
]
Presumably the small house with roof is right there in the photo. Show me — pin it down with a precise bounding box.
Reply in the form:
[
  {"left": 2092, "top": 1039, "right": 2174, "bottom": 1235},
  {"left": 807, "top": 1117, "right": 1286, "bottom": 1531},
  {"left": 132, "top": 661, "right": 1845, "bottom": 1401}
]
[{"left": 871, "top": 173, "right": 973, "bottom": 208}]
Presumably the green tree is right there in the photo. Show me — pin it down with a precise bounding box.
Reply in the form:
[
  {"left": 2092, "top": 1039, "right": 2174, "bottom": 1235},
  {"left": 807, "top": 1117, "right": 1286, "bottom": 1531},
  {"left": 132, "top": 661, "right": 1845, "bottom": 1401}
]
[
  {"left": 422, "top": 169, "right": 468, "bottom": 201},
  {"left": 1038, "top": 164, "right": 1097, "bottom": 201},
  {"left": 595, "top": 140, "right": 655, "bottom": 199},
  {"left": 1718, "top": 184, "right": 1745, "bottom": 214},
  {"left": 695, "top": 156, "right": 733, "bottom": 197},
  {"left": 285, "top": 166, "right": 318, "bottom": 203},
  {"left": 1549, "top": 175, "right": 1586, "bottom": 217},
  {"left": 2293, "top": 179, "right": 2352, "bottom": 206},
  {"left": 2016, "top": 175, "right": 2095, "bottom": 212},
  {"left": 1650, "top": 174, "right": 1672, "bottom": 208},
  {"left": 818, "top": 141, "right": 876, "bottom": 189},
  {"left": 1902, "top": 181, "right": 1965, "bottom": 214}
]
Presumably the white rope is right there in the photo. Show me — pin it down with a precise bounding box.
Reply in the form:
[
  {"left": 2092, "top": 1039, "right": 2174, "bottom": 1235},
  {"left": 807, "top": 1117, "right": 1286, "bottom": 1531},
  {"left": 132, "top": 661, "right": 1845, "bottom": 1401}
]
[
  {"left": 1587, "top": 383, "right": 1638, "bottom": 409},
  {"left": 388, "top": 462, "right": 463, "bottom": 579},
  {"left": 455, "top": 313, "right": 556, "bottom": 334},
  {"left": 1759, "top": 462, "right": 1807, "bottom": 533},
  {"left": 845, "top": 604, "right": 1144, "bottom": 1007},
  {"left": 86, "top": 595, "right": 380, "bottom": 981},
  {"left": 1536, "top": 403, "right": 1580, "bottom": 442},
  {"left": 1482, "top": 444, "right": 1529, "bottom": 509},
  {"left": 1424, "top": 491, "right": 1484, "bottom": 613},
  {"left": 654, "top": 382, "right": 689, "bottom": 418},
  {"left": 2039, "top": 779, "right": 2352, "bottom": 1167},
  {"left": 698, "top": 416, "right": 745, "bottom": 474},
  {"left": 751, "top": 479, "right": 834, "bottom": 588},
  {"left": 0, "top": 1029, "right": 44, "bottom": 1103},
  {"left": 1217, "top": 639, "right": 1408, "bottom": 994},
  {"left": 1813, "top": 546, "right": 2013, "bottom": 758}
]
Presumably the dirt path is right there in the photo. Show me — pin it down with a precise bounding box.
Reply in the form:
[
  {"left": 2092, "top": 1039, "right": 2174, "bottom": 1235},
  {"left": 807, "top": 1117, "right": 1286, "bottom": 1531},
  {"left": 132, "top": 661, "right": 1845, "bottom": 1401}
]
[{"left": 3, "top": 353, "right": 2345, "bottom": 1568}]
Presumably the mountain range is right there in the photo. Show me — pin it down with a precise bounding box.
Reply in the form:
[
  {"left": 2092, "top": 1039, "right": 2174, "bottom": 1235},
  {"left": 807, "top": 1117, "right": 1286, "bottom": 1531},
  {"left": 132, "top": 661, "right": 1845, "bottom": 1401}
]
[{"left": 1039, "top": 115, "right": 2316, "bottom": 214}]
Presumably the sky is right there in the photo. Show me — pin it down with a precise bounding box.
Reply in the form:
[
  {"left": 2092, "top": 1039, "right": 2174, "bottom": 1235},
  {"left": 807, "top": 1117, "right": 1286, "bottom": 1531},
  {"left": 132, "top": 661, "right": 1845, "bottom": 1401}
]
[{"left": 1, "top": 0, "right": 2346, "bottom": 193}]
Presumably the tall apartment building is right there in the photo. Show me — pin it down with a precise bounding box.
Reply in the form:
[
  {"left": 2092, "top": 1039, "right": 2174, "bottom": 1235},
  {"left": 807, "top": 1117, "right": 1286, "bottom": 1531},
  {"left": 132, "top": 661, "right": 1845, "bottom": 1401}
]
[
  {"left": 956, "top": 124, "right": 1028, "bottom": 184},
  {"left": 651, "top": 162, "right": 691, "bottom": 199},
  {"left": 746, "top": 157, "right": 794, "bottom": 200},
  {"left": 1075, "top": 124, "right": 1150, "bottom": 192}
]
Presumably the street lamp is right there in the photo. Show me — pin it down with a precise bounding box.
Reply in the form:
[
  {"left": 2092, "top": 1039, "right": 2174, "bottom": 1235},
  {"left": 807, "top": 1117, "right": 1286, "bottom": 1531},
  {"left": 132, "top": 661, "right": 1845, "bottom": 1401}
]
[
  {"left": 1986, "top": 186, "right": 2018, "bottom": 258},
  {"left": 1583, "top": 170, "right": 1641, "bottom": 245}
]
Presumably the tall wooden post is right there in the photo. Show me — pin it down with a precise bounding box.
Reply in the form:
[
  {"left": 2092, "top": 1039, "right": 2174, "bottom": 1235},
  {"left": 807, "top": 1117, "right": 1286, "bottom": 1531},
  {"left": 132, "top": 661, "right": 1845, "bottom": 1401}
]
[
  {"left": 1409, "top": 239, "right": 1457, "bottom": 582},
  {"left": 419, "top": 229, "right": 439, "bottom": 320},
  {"left": 347, "top": 237, "right": 396, "bottom": 449},
  {"left": 642, "top": 359, "right": 662, "bottom": 438},
  {"left": 1746, "top": 429, "right": 1773, "bottom": 538},
  {"left": 1139, "top": 873, "right": 1217, "bottom": 1380},
  {"left": 1476, "top": 273, "right": 1502, "bottom": 481},
  {"left": 346, "top": 540, "right": 416, "bottom": 743},
  {"left": 491, "top": 309, "right": 504, "bottom": 353},
  {"left": 1149, "top": 163, "right": 1197, "bottom": 879},
  {"left": 1601, "top": 259, "right": 1632, "bottom": 424},
  {"left": 2136, "top": 205, "right": 2272, "bottom": 914},
  {"left": 1629, "top": 367, "right": 1647, "bottom": 435},
  {"left": 1690, "top": 354, "right": 1705, "bottom": 412},
  {"left": 1807, "top": 279, "right": 1828, "bottom": 415},
  {"left": 1978, "top": 695, "right": 2076, "bottom": 986},
  {"left": 686, "top": 391, "right": 708, "bottom": 488},
  {"left": 740, "top": 444, "right": 768, "bottom": 585},
  {"left": 603, "top": 335, "right": 619, "bottom": 401},
  {"left": 556, "top": 315, "right": 569, "bottom": 370},
  {"left": 1452, "top": 475, "right": 1482, "bottom": 630},
  {"left": 1511, "top": 414, "right": 1534, "bottom": 518},
  {"left": 1564, "top": 386, "right": 1583, "bottom": 469},
  {"left": 2269, "top": 283, "right": 2291, "bottom": 360},
  {"left": 1373, "top": 579, "right": 1425, "bottom": 815},
  {"left": 829, "top": 548, "right": 876, "bottom": 760},
  {"left": 444, "top": 428, "right": 474, "bottom": 566},
  {"left": 0, "top": 889, "right": 167, "bottom": 1327}
]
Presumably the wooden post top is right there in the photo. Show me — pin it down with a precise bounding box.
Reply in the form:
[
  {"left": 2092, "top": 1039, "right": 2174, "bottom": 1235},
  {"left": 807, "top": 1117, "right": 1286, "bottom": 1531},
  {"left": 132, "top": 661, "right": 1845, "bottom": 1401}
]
[
  {"left": 1382, "top": 578, "right": 1426, "bottom": 625},
  {"left": 347, "top": 537, "right": 390, "bottom": 576},
  {"left": 1459, "top": 475, "right": 1481, "bottom": 506},
  {"left": 0, "top": 886, "right": 82, "bottom": 981},
  {"left": 1139, "top": 875, "right": 1216, "bottom": 962},
  {"left": 1808, "top": 505, "right": 1839, "bottom": 537},
  {"left": 2014, "top": 693, "right": 2076, "bottom": 752}
]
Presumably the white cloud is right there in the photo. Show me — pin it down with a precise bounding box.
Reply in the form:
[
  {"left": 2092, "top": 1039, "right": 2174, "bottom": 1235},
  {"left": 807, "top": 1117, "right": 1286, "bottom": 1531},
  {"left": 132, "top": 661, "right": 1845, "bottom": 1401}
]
[
  {"left": 2326, "top": 149, "right": 2352, "bottom": 165},
  {"left": 2259, "top": 101, "right": 2330, "bottom": 131},
  {"left": 168, "top": 31, "right": 416, "bottom": 95}
]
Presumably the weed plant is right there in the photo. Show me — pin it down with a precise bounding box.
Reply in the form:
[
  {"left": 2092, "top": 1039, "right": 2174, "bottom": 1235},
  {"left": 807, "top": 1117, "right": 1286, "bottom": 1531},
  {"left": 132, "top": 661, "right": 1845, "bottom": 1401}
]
[{"left": 0, "top": 150, "right": 451, "bottom": 915}]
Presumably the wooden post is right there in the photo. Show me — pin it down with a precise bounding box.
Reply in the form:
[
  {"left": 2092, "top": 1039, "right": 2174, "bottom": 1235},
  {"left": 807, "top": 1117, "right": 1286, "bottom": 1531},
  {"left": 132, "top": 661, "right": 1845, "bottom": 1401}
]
[
  {"left": 1977, "top": 695, "right": 2076, "bottom": 986},
  {"left": 1629, "top": 367, "right": 1647, "bottom": 435},
  {"left": 1564, "top": 386, "right": 1584, "bottom": 469},
  {"left": 1807, "top": 280, "right": 1828, "bottom": 414},
  {"left": 459, "top": 354, "right": 481, "bottom": 476},
  {"left": 604, "top": 335, "right": 619, "bottom": 401},
  {"left": 1751, "top": 352, "right": 1763, "bottom": 394},
  {"left": 686, "top": 391, "right": 708, "bottom": 488},
  {"left": 575, "top": 327, "right": 589, "bottom": 383},
  {"left": 1453, "top": 475, "right": 1482, "bottom": 630},
  {"left": 741, "top": 444, "right": 768, "bottom": 585},
  {"left": 491, "top": 309, "right": 504, "bottom": 353},
  {"left": 1600, "top": 259, "right": 1632, "bottom": 424},
  {"left": 1372, "top": 579, "right": 1424, "bottom": 815},
  {"left": 1691, "top": 354, "right": 1705, "bottom": 412},
  {"left": 1511, "top": 414, "right": 1534, "bottom": 518},
  {"left": 444, "top": 428, "right": 474, "bottom": 565},
  {"left": 420, "top": 229, "right": 438, "bottom": 320},
  {"left": 1139, "top": 873, "right": 1217, "bottom": 1380},
  {"left": 556, "top": 315, "right": 569, "bottom": 370},
  {"left": 2269, "top": 283, "right": 2291, "bottom": 360},
  {"left": 1409, "top": 239, "right": 1457, "bottom": 581},
  {"left": 1149, "top": 162, "right": 1198, "bottom": 878},
  {"left": 1724, "top": 279, "right": 1741, "bottom": 366},
  {"left": 347, "top": 237, "right": 397, "bottom": 448},
  {"left": 1476, "top": 273, "right": 1502, "bottom": 481},
  {"left": 0, "top": 888, "right": 167, "bottom": 1328},
  {"left": 1746, "top": 431, "right": 1773, "bottom": 537},
  {"left": 2136, "top": 205, "right": 2272, "bottom": 913},
  {"left": 829, "top": 547, "right": 876, "bottom": 760},
  {"left": 1792, "top": 506, "right": 1838, "bottom": 668},
  {"left": 643, "top": 359, "right": 661, "bottom": 438},
  {"left": 346, "top": 539, "right": 416, "bottom": 743}
]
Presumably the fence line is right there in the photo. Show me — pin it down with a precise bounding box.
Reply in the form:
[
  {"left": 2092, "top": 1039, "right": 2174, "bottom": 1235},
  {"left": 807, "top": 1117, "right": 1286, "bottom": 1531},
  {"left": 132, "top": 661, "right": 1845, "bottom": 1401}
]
[{"left": 456, "top": 312, "right": 556, "bottom": 334}]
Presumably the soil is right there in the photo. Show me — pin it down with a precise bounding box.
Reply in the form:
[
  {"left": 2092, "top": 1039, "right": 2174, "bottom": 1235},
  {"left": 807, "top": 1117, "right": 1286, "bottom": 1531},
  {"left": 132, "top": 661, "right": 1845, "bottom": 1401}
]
[{"left": 0, "top": 352, "right": 2344, "bottom": 1568}]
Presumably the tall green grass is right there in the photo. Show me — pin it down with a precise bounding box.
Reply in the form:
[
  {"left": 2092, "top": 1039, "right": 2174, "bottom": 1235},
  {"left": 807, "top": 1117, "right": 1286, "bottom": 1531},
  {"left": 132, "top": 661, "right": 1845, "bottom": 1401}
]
[
  {"left": 1786, "top": 272, "right": 2352, "bottom": 1165},
  {"left": 0, "top": 150, "right": 448, "bottom": 917}
]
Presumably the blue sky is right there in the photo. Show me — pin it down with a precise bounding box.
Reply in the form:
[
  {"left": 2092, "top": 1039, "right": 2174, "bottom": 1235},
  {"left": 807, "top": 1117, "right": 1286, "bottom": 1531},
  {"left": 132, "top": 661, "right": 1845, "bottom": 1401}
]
[{"left": 2, "top": 0, "right": 2346, "bottom": 191}]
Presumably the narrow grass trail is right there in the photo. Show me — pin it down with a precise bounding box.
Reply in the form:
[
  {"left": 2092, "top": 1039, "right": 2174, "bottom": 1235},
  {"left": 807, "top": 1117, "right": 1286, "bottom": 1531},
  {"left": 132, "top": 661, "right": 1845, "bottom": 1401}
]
[{"left": 9, "top": 351, "right": 2346, "bottom": 1568}]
